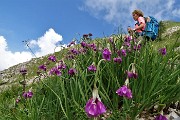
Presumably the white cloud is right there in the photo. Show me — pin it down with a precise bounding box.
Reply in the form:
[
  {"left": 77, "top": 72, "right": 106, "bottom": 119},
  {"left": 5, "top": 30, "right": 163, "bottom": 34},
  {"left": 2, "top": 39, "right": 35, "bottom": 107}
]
[
  {"left": 0, "top": 36, "right": 32, "bottom": 71},
  {"left": 29, "top": 28, "right": 63, "bottom": 57},
  {"left": 0, "top": 28, "right": 63, "bottom": 71},
  {"left": 81, "top": 0, "right": 179, "bottom": 30},
  {"left": 28, "top": 40, "right": 38, "bottom": 48},
  {"left": 0, "top": 36, "right": 7, "bottom": 50}
]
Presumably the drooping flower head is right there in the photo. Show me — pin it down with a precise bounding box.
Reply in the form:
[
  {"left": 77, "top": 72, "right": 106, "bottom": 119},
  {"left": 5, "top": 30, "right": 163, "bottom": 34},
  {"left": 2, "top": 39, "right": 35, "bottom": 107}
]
[
  {"left": 20, "top": 65, "right": 27, "bottom": 75},
  {"left": 155, "top": 114, "right": 167, "bottom": 120},
  {"left": 113, "top": 57, "right": 122, "bottom": 64},
  {"left": 127, "top": 71, "right": 134, "bottom": 78},
  {"left": 88, "top": 64, "right": 97, "bottom": 72},
  {"left": 123, "top": 42, "right": 131, "bottom": 47},
  {"left": 70, "top": 41, "right": 76, "bottom": 46},
  {"left": 102, "top": 48, "right": 111, "bottom": 61},
  {"left": 116, "top": 85, "right": 132, "bottom": 99},
  {"left": 126, "top": 71, "right": 138, "bottom": 79},
  {"left": 48, "top": 55, "right": 56, "bottom": 62},
  {"left": 133, "top": 44, "right": 141, "bottom": 51},
  {"left": 27, "top": 90, "right": 33, "bottom": 98},
  {"left": 124, "top": 35, "right": 132, "bottom": 42},
  {"left": 109, "top": 37, "right": 113, "bottom": 43},
  {"left": 22, "top": 92, "right": 28, "bottom": 98},
  {"left": 38, "top": 64, "right": 46, "bottom": 71},
  {"left": 126, "top": 63, "right": 138, "bottom": 79},
  {"left": 83, "top": 34, "right": 88, "bottom": 39},
  {"left": 89, "top": 33, "right": 93, "bottom": 37},
  {"left": 159, "top": 48, "right": 166, "bottom": 56},
  {"left": 49, "top": 67, "right": 61, "bottom": 76},
  {"left": 121, "top": 49, "right": 127, "bottom": 57},
  {"left": 85, "top": 88, "right": 106, "bottom": 118},
  {"left": 89, "top": 43, "right": 97, "bottom": 51},
  {"left": 118, "top": 49, "right": 127, "bottom": 57},
  {"left": 81, "top": 41, "right": 87, "bottom": 48},
  {"left": 23, "top": 89, "right": 33, "bottom": 99},
  {"left": 57, "top": 62, "right": 66, "bottom": 70},
  {"left": 133, "top": 72, "right": 138, "bottom": 79},
  {"left": 68, "top": 68, "right": 76, "bottom": 76},
  {"left": 67, "top": 41, "right": 76, "bottom": 47},
  {"left": 70, "top": 48, "right": 79, "bottom": 55}
]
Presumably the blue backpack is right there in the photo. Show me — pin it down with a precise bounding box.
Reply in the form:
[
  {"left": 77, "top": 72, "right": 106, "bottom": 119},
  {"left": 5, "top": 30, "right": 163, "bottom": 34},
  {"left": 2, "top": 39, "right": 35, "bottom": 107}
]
[{"left": 143, "top": 16, "right": 159, "bottom": 40}]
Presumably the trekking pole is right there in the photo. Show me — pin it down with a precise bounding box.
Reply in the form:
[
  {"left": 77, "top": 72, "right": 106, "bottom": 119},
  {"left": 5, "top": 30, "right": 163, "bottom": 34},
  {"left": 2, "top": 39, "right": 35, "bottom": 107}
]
[{"left": 22, "top": 40, "right": 37, "bottom": 58}]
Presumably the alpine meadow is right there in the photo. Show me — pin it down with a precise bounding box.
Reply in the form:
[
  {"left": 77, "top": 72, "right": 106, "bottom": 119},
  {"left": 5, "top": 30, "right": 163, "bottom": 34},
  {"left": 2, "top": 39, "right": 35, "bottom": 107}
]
[{"left": 0, "top": 21, "right": 180, "bottom": 120}]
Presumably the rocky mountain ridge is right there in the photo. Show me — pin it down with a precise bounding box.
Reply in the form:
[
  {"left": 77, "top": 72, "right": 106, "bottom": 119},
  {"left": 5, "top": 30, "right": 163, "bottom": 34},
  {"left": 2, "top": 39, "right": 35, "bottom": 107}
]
[{"left": 0, "top": 56, "right": 45, "bottom": 92}]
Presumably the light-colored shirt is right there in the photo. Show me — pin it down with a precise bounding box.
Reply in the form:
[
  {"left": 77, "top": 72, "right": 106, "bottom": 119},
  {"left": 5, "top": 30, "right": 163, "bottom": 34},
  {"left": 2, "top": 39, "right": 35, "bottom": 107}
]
[{"left": 135, "top": 16, "right": 146, "bottom": 33}]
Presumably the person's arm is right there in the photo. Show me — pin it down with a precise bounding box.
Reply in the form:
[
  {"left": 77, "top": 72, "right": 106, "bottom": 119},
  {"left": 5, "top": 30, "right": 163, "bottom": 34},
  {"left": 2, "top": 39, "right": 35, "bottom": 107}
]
[
  {"left": 134, "top": 17, "right": 145, "bottom": 31},
  {"left": 134, "top": 23, "right": 145, "bottom": 31}
]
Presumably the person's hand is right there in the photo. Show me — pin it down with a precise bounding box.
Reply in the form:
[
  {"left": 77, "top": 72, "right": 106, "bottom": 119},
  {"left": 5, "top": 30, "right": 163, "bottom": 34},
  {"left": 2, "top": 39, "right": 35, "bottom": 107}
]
[
  {"left": 128, "top": 27, "right": 134, "bottom": 33},
  {"left": 127, "top": 27, "right": 132, "bottom": 32},
  {"left": 127, "top": 27, "right": 134, "bottom": 36}
]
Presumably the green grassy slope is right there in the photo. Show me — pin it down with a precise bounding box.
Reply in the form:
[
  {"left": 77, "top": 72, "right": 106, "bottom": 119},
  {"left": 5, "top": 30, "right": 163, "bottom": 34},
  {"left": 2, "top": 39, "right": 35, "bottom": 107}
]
[{"left": 0, "top": 20, "right": 180, "bottom": 89}]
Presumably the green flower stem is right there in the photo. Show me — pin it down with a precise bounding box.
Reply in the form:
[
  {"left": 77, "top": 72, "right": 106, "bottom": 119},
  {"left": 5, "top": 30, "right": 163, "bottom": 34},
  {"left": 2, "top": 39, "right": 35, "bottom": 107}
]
[
  {"left": 22, "top": 75, "right": 26, "bottom": 92},
  {"left": 133, "top": 39, "right": 141, "bottom": 64},
  {"left": 41, "top": 80, "right": 68, "bottom": 119},
  {"left": 127, "top": 63, "right": 135, "bottom": 72},
  {"left": 94, "top": 59, "right": 105, "bottom": 89}
]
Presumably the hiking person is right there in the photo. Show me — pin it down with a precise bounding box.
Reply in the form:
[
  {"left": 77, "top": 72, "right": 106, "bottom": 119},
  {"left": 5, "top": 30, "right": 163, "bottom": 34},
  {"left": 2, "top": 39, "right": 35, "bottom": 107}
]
[
  {"left": 128, "top": 9, "right": 159, "bottom": 43},
  {"left": 128, "top": 9, "right": 146, "bottom": 44}
]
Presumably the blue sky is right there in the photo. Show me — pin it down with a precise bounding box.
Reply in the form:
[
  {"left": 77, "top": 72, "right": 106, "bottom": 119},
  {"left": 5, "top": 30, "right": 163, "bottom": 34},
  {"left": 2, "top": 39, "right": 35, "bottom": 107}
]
[
  {"left": 0, "top": 0, "right": 180, "bottom": 71},
  {"left": 0, "top": 0, "right": 114, "bottom": 52}
]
